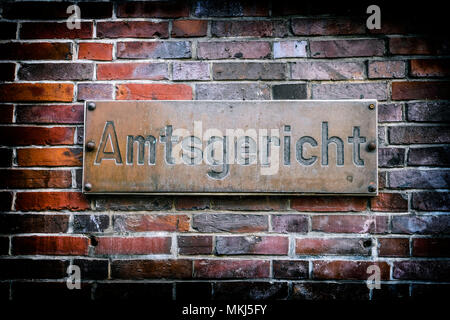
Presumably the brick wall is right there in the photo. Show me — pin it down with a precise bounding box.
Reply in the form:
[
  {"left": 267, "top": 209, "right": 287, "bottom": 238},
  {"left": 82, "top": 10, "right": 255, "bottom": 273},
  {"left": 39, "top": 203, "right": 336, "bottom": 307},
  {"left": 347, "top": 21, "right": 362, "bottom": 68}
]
[{"left": 0, "top": 0, "right": 449, "bottom": 302}]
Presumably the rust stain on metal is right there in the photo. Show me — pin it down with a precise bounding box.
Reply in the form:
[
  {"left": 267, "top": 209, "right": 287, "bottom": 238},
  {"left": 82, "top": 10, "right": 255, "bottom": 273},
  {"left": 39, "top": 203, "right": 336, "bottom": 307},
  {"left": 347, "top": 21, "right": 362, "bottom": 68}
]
[{"left": 83, "top": 100, "right": 378, "bottom": 195}]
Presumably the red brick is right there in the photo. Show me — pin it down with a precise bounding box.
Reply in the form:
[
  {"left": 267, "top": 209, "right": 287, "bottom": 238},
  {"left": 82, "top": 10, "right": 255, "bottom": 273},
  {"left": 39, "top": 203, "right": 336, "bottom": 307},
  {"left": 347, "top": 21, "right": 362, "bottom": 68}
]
[
  {"left": 116, "top": 84, "right": 192, "bottom": 100},
  {"left": 389, "top": 37, "right": 450, "bottom": 55},
  {"left": 175, "top": 197, "right": 210, "bottom": 210},
  {"left": 97, "top": 21, "right": 168, "bottom": 38},
  {"left": 197, "top": 41, "right": 271, "bottom": 59},
  {"left": 15, "top": 192, "right": 90, "bottom": 211},
  {"left": 0, "top": 105, "right": 13, "bottom": 123},
  {"left": 95, "top": 237, "right": 171, "bottom": 255},
  {"left": 215, "top": 236, "right": 289, "bottom": 255},
  {"left": 97, "top": 63, "right": 168, "bottom": 80},
  {"left": 291, "top": 196, "right": 367, "bottom": 212},
  {"left": 0, "top": 126, "right": 75, "bottom": 146},
  {"left": 296, "top": 238, "right": 372, "bottom": 255},
  {"left": 0, "top": 43, "right": 72, "bottom": 60},
  {"left": 312, "top": 215, "right": 388, "bottom": 234},
  {"left": 310, "top": 39, "right": 385, "bottom": 58},
  {"left": 78, "top": 43, "right": 113, "bottom": 61},
  {"left": 0, "top": 169, "right": 72, "bottom": 189},
  {"left": 193, "top": 260, "right": 269, "bottom": 279},
  {"left": 0, "top": 213, "right": 69, "bottom": 233},
  {"left": 172, "top": 20, "right": 207, "bottom": 37},
  {"left": 0, "top": 63, "right": 15, "bottom": 81},
  {"left": 0, "top": 83, "right": 73, "bottom": 102},
  {"left": 313, "top": 261, "right": 390, "bottom": 280},
  {"left": 211, "top": 20, "right": 287, "bottom": 37},
  {"left": 16, "top": 148, "right": 82, "bottom": 167},
  {"left": 272, "top": 260, "right": 309, "bottom": 279},
  {"left": 117, "top": 1, "right": 189, "bottom": 18},
  {"left": 111, "top": 259, "right": 192, "bottom": 279},
  {"left": 12, "top": 236, "right": 89, "bottom": 255},
  {"left": 368, "top": 61, "right": 406, "bottom": 79},
  {"left": 370, "top": 193, "right": 408, "bottom": 212},
  {"left": 77, "top": 83, "right": 113, "bottom": 101},
  {"left": 292, "top": 17, "right": 365, "bottom": 35},
  {"left": 378, "top": 238, "right": 410, "bottom": 257},
  {"left": 410, "top": 59, "right": 450, "bottom": 77},
  {"left": 113, "top": 214, "right": 190, "bottom": 232},
  {"left": 413, "top": 238, "right": 450, "bottom": 257},
  {"left": 15, "top": 105, "right": 83, "bottom": 124},
  {"left": 20, "top": 22, "right": 92, "bottom": 39},
  {"left": 392, "top": 81, "right": 450, "bottom": 100},
  {"left": 178, "top": 236, "right": 213, "bottom": 255}
]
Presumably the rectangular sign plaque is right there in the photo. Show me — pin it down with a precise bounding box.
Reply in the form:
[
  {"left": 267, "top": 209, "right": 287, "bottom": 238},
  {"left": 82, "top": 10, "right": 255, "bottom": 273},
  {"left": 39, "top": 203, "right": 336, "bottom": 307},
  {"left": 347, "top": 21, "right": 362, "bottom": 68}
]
[{"left": 83, "top": 100, "right": 378, "bottom": 195}]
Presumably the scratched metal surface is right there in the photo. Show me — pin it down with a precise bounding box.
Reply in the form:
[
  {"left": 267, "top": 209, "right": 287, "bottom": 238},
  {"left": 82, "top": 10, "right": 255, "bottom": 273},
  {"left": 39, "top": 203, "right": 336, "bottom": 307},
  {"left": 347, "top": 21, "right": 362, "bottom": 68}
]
[{"left": 83, "top": 100, "right": 378, "bottom": 195}]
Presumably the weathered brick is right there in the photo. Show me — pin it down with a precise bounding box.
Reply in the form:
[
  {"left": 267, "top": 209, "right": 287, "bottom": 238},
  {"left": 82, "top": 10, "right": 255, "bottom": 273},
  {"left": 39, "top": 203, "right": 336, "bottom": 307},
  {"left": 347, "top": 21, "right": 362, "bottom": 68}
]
[
  {"left": 389, "top": 126, "right": 450, "bottom": 144},
  {"left": 413, "top": 238, "right": 450, "bottom": 257},
  {"left": 172, "top": 62, "right": 210, "bottom": 81},
  {"left": 95, "top": 196, "right": 172, "bottom": 211},
  {"left": 410, "top": 59, "right": 450, "bottom": 77},
  {"left": 0, "top": 22, "right": 17, "bottom": 40},
  {"left": 312, "top": 215, "right": 388, "bottom": 234},
  {"left": 97, "top": 63, "right": 168, "bottom": 80},
  {"left": 16, "top": 148, "right": 82, "bottom": 167},
  {"left": 97, "top": 21, "right": 168, "bottom": 39},
  {"left": 0, "top": 126, "right": 75, "bottom": 146},
  {"left": 192, "top": 0, "right": 268, "bottom": 17},
  {"left": 292, "top": 196, "right": 367, "bottom": 212},
  {"left": 0, "top": 192, "right": 13, "bottom": 211},
  {"left": 392, "top": 81, "right": 450, "bottom": 100},
  {"left": 392, "top": 215, "right": 450, "bottom": 234},
  {"left": 292, "top": 17, "right": 365, "bottom": 35},
  {"left": 378, "top": 238, "right": 410, "bottom": 257},
  {"left": 172, "top": 20, "right": 207, "bottom": 37},
  {"left": 213, "top": 62, "right": 285, "bottom": 80},
  {"left": 113, "top": 214, "right": 189, "bottom": 232},
  {"left": 116, "top": 83, "right": 192, "bottom": 100},
  {"left": 196, "top": 83, "right": 270, "bottom": 100},
  {"left": 0, "top": 83, "right": 73, "bottom": 102},
  {"left": 213, "top": 282, "right": 288, "bottom": 300},
  {"left": 406, "top": 101, "right": 450, "bottom": 122},
  {"left": 15, "top": 192, "right": 90, "bottom": 212},
  {"left": 197, "top": 41, "right": 271, "bottom": 59},
  {"left": 178, "top": 236, "right": 213, "bottom": 255},
  {"left": 78, "top": 43, "right": 113, "bottom": 61},
  {"left": 389, "top": 37, "right": 450, "bottom": 55},
  {"left": 73, "top": 215, "right": 109, "bottom": 233},
  {"left": 215, "top": 236, "right": 289, "bottom": 255},
  {"left": 0, "top": 213, "right": 69, "bottom": 233},
  {"left": 117, "top": 41, "right": 191, "bottom": 59},
  {"left": 378, "top": 127, "right": 387, "bottom": 146},
  {"left": 214, "top": 196, "right": 287, "bottom": 211},
  {"left": 310, "top": 39, "right": 385, "bottom": 58},
  {"left": 212, "top": 20, "right": 287, "bottom": 37},
  {"left": 0, "top": 43, "right": 72, "bottom": 60},
  {"left": 175, "top": 197, "right": 210, "bottom": 210},
  {"left": 412, "top": 192, "right": 450, "bottom": 211},
  {"left": 312, "top": 82, "right": 387, "bottom": 100},
  {"left": 20, "top": 22, "right": 93, "bottom": 39},
  {"left": 15, "top": 104, "right": 83, "bottom": 124},
  {"left": 272, "top": 260, "right": 308, "bottom": 279},
  {"left": 388, "top": 169, "right": 450, "bottom": 189},
  {"left": 370, "top": 193, "right": 408, "bottom": 212},
  {"left": 291, "top": 61, "right": 364, "bottom": 80},
  {"left": 0, "top": 258, "right": 67, "bottom": 280},
  {"left": 271, "top": 215, "right": 308, "bottom": 233},
  {"left": 292, "top": 282, "right": 370, "bottom": 300},
  {"left": 408, "top": 147, "right": 450, "bottom": 166},
  {"left": 368, "top": 61, "right": 406, "bottom": 78},
  {"left": 77, "top": 83, "right": 113, "bottom": 101},
  {"left": 193, "top": 260, "right": 269, "bottom": 279},
  {"left": 0, "top": 63, "right": 15, "bottom": 81},
  {"left": 95, "top": 237, "right": 171, "bottom": 255},
  {"left": 378, "top": 148, "right": 405, "bottom": 167},
  {"left": 272, "top": 84, "right": 307, "bottom": 99},
  {"left": 0, "top": 169, "right": 72, "bottom": 189},
  {"left": 313, "top": 261, "right": 390, "bottom": 280},
  {"left": 378, "top": 103, "right": 403, "bottom": 122},
  {"left": 393, "top": 260, "right": 450, "bottom": 280},
  {"left": 95, "top": 283, "right": 172, "bottom": 300},
  {"left": 296, "top": 238, "right": 372, "bottom": 255},
  {"left": 18, "top": 63, "right": 93, "bottom": 81},
  {"left": 193, "top": 214, "right": 267, "bottom": 233},
  {"left": 0, "top": 105, "right": 13, "bottom": 124},
  {"left": 111, "top": 259, "right": 192, "bottom": 279},
  {"left": 117, "top": 1, "right": 189, "bottom": 18},
  {"left": 273, "top": 41, "right": 307, "bottom": 58},
  {"left": 12, "top": 235, "right": 89, "bottom": 256}
]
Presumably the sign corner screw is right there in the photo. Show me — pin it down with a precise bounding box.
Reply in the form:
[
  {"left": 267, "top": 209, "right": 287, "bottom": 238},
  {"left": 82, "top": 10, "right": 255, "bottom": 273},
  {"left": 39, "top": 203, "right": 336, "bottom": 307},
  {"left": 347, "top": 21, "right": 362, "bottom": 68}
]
[
  {"left": 84, "top": 183, "right": 92, "bottom": 191},
  {"left": 87, "top": 102, "right": 96, "bottom": 111},
  {"left": 368, "top": 104, "right": 375, "bottom": 110},
  {"left": 368, "top": 183, "right": 376, "bottom": 192}
]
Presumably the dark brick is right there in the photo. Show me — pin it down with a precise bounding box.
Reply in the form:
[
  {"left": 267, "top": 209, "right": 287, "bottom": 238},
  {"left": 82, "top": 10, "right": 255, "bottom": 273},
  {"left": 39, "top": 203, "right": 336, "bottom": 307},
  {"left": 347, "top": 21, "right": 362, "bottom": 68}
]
[
  {"left": 72, "top": 259, "right": 108, "bottom": 280},
  {"left": 310, "top": 39, "right": 385, "bottom": 58},
  {"left": 95, "top": 196, "right": 172, "bottom": 211},
  {"left": 97, "top": 21, "right": 168, "bottom": 39},
  {"left": 95, "top": 283, "right": 172, "bottom": 300},
  {"left": 406, "top": 101, "right": 450, "bottom": 122},
  {"left": 273, "top": 260, "right": 308, "bottom": 279},
  {"left": 378, "top": 148, "right": 405, "bottom": 167},
  {"left": 378, "top": 238, "right": 410, "bottom": 257},
  {"left": 413, "top": 238, "right": 450, "bottom": 257},
  {"left": 193, "top": 260, "right": 269, "bottom": 279},
  {"left": 77, "top": 83, "right": 113, "bottom": 101},
  {"left": 313, "top": 261, "right": 390, "bottom": 280},
  {"left": 197, "top": 41, "right": 271, "bottom": 59},
  {"left": 273, "top": 84, "right": 307, "bottom": 99},
  {"left": 196, "top": 83, "right": 270, "bottom": 100},
  {"left": 0, "top": 192, "right": 13, "bottom": 211},
  {"left": 0, "top": 213, "right": 69, "bottom": 233},
  {"left": 389, "top": 126, "right": 450, "bottom": 144},
  {"left": 296, "top": 238, "right": 372, "bottom": 255},
  {"left": 192, "top": 214, "right": 268, "bottom": 233},
  {"left": 0, "top": 43, "right": 72, "bottom": 60},
  {"left": 178, "top": 236, "right": 213, "bottom": 255},
  {"left": 0, "top": 22, "right": 17, "bottom": 40},
  {"left": 388, "top": 169, "right": 450, "bottom": 189},
  {"left": 389, "top": 37, "right": 450, "bottom": 55},
  {"left": 292, "top": 282, "right": 370, "bottom": 300},
  {"left": 212, "top": 196, "right": 288, "bottom": 211},
  {"left": 378, "top": 103, "right": 403, "bottom": 122},
  {"left": 371, "top": 284, "right": 410, "bottom": 300},
  {"left": 213, "top": 282, "right": 288, "bottom": 300},
  {"left": 12, "top": 281, "right": 91, "bottom": 301},
  {"left": 117, "top": 41, "right": 191, "bottom": 59},
  {"left": 408, "top": 147, "right": 450, "bottom": 166},
  {"left": 0, "top": 237, "right": 9, "bottom": 255},
  {"left": 0, "top": 169, "right": 72, "bottom": 189},
  {"left": 212, "top": 62, "right": 286, "bottom": 80},
  {"left": 0, "top": 258, "right": 68, "bottom": 279},
  {"left": 175, "top": 197, "right": 210, "bottom": 210},
  {"left": 15, "top": 104, "right": 83, "bottom": 124},
  {"left": 215, "top": 236, "right": 289, "bottom": 255},
  {"left": 0, "top": 63, "right": 15, "bottom": 81},
  {"left": 292, "top": 17, "right": 365, "bottom": 35},
  {"left": 73, "top": 215, "right": 109, "bottom": 233},
  {"left": 392, "top": 215, "right": 450, "bottom": 234},
  {"left": 392, "top": 81, "right": 450, "bottom": 100},
  {"left": 412, "top": 284, "right": 450, "bottom": 300},
  {"left": 18, "top": 63, "right": 93, "bottom": 81},
  {"left": 393, "top": 260, "right": 450, "bottom": 280},
  {"left": 20, "top": 22, "right": 93, "bottom": 39},
  {"left": 271, "top": 215, "right": 308, "bottom": 233},
  {"left": 410, "top": 59, "right": 450, "bottom": 77},
  {"left": 0, "top": 105, "right": 13, "bottom": 124},
  {"left": 192, "top": 0, "right": 268, "bottom": 17},
  {"left": 211, "top": 20, "right": 288, "bottom": 37},
  {"left": 176, "top": 282, "right": 212, "bottom": 300},
  {"left": 412, "top": 192, "right": 450, "bottom": 211},
  {"left": 117, "top": 1, "right": 189, "bottom": 18},
  {"left": 111, "top": 259, "right": 192, "bottom": 279}
]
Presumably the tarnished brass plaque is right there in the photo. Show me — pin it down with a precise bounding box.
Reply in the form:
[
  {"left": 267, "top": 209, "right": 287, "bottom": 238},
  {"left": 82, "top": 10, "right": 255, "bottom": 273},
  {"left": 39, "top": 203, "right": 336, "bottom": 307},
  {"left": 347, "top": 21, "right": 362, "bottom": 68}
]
[{"left": 83, "top": 100, "right": 378, "bottom": 195}]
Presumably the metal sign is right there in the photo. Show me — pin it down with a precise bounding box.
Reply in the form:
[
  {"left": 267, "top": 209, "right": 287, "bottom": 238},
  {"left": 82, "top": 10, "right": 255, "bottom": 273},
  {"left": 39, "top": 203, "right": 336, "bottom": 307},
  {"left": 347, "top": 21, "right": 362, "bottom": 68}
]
[{"left": 83, "top": 100, "right": 378, "bottom": 195}]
